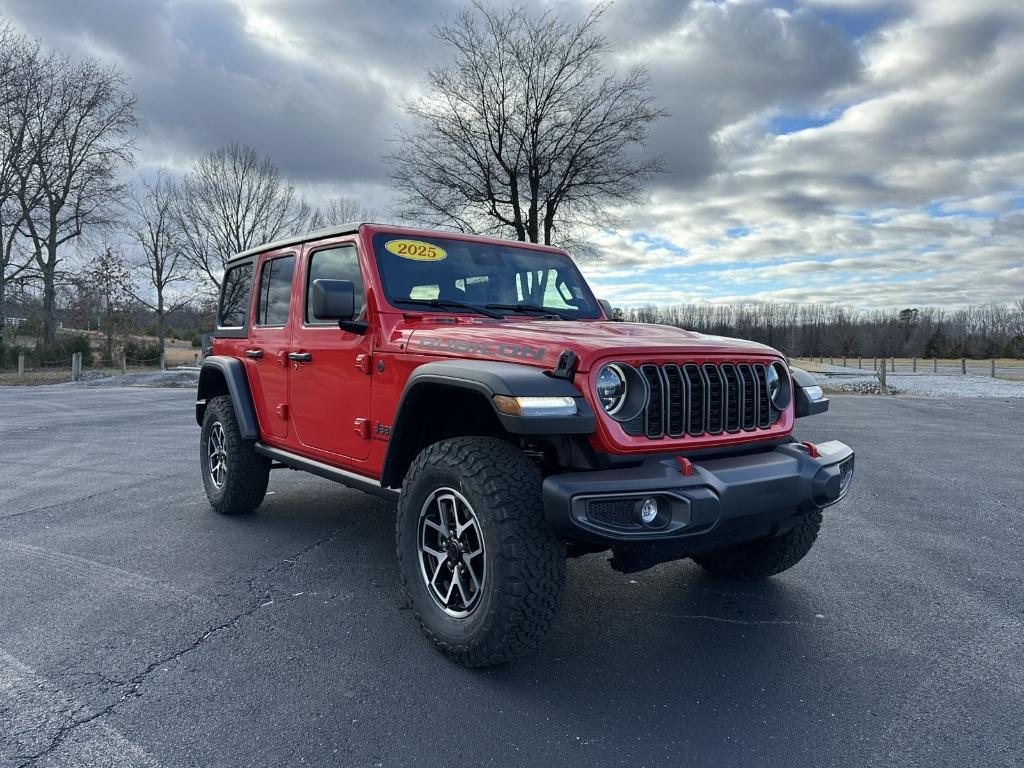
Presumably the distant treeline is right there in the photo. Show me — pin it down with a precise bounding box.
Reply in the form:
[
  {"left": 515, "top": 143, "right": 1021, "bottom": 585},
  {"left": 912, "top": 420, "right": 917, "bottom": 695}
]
[{"left": 622, "top": 300, "right": 1024, "bottom": 359}]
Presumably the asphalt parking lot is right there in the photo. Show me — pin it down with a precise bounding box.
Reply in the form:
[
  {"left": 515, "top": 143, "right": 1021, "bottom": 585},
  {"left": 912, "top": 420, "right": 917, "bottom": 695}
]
[{"left": 1, "top": 387, "right": 1022, "bottom": 767}]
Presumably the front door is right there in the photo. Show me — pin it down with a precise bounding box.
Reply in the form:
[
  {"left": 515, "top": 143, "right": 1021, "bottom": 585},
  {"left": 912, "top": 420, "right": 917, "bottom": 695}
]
[
  {"left": 288, "top": 240, "right": 373, "bottom": 461},
  {"left": 247, "top": 252, "right": 296, "bottom": 440}
]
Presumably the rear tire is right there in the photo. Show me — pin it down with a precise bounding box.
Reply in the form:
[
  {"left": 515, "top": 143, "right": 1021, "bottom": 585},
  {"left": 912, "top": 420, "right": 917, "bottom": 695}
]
[
  {"left": 200, "top": 395, "right": 270, "bottom": 515},
  {"left": 396, "top": 437, "right": 566, "bottom": 667},
  {"left": 692, "top": 509, "right": 823, "bottom": 580}
]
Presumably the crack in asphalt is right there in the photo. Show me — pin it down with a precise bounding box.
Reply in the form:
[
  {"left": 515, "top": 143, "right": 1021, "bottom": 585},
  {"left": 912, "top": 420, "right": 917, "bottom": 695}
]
[{"left": 12, "top": 527, "right": 350, "bottom": 767}]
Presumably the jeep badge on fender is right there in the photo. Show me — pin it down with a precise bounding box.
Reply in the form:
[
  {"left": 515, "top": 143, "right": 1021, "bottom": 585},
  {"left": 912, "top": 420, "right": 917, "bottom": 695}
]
[{"left": 195, "top": 223, "right": 853, "bottom": 667}]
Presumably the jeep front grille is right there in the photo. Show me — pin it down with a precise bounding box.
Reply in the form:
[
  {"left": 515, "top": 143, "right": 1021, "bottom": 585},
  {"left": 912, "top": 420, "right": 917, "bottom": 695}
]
[{"left": 622, "top": 362, "right": 782, "bottom": 439}]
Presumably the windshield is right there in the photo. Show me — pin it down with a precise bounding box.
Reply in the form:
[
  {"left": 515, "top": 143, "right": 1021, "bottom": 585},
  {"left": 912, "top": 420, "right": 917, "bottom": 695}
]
[{"left": 371, "top": 232, "right": 602, "bottom": 319}]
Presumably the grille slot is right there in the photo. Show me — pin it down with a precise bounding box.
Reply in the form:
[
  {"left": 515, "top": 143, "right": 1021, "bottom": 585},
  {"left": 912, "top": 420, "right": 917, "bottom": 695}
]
[
  {"left": 683, "top": 364, "right": 705, "bottom": 436},
  {"left": 738, "top": 363, "right": 757, "bottom": 430},
  {"left": 663, "top": 364, "right": 686, "bottom": 437},
  {"left": 721, "top": 364, "right": 740, "bottom": 432},
  {"left": 703, "top": 363, "right": 724, "bottom": 434},
  {"left": 753, "top": 363, "right": 771, "bottom": 428},
  {"left": 640, "top": 364, "right": 664, "bottom": 438},
  {"left": 620, "top": 360, "right": 782, "bottom": 440}
]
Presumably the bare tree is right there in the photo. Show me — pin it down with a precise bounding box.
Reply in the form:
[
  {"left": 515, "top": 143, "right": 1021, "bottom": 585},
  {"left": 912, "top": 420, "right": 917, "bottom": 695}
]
[
  {"left": 385, "top": 2, "right": 665, "bottom": 246},
  {"left": 78, "top": 246, "right": 133, "bottom": 364},
  {"left": 173, "top": 143, "right": 309, "bottom": 293},
  {"left": 0, "top": 23, "right": 37, "bottom": 342},
  {"left": 14, "top": 52, "right": 136, "bottom": 345},
  {"left": 309, "top": 196, "right": 375, "bottom": 229},
  {"left": 124, "top": 170, "right": 192, "bottom": 353}
]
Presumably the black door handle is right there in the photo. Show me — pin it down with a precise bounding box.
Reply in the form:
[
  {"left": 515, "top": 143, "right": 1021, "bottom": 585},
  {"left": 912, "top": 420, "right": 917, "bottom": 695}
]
[
  {"left": 288, "top": 352, "right": 312, "bottom": 363},
  {"left": 245, "top": 349, "right": 263, "bottom": 359}
]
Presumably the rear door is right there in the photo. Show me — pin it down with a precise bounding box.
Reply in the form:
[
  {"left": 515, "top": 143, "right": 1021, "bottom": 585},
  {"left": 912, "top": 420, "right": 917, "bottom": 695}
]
[
  {"left": 247, "top": 252, "right": 297, "bottom": 440},
  {"left": 288, "top": 239, "right": 373, "bottom": 461}
]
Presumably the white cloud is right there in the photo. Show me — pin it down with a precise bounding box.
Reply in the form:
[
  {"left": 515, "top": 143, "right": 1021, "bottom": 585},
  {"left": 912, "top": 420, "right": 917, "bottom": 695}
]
[{"left": 1, "top": 0, "right": 1021, "bottom": 308}]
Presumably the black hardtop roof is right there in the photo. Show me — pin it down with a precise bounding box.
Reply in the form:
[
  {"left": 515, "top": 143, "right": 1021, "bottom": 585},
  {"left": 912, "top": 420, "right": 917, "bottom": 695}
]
[
  {"left": 226, "top": 223, "right": 363, "bottom": 264},
  {"left": 225, "top": 222, "right": 571, "bottom": 266}
]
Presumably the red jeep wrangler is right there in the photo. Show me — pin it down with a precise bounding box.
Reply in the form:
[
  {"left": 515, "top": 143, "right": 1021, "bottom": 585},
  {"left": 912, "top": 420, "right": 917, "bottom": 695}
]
[{"left": 197, "top": 223, "right": 853, "bottom": 666}]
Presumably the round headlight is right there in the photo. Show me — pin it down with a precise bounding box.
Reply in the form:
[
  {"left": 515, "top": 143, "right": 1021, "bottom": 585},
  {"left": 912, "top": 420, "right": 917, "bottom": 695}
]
[
  {"left": 594, "top": 363, "right": 649, "bottom": 422},
  {"left": 767, "top": 362, "right": 792, "bottom": 410},
  {"left": 596, "top": 364, "right": 627, "bottom": 415}
]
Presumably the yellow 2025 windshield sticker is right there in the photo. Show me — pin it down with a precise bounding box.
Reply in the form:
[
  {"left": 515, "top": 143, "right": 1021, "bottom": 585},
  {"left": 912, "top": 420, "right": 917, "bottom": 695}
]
[{"left": 385, "top": 239, "right": 447, "bottom": 261}]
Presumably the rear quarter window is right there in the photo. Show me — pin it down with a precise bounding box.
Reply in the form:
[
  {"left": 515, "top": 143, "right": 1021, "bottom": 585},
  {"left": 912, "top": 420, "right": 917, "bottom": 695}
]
[{"left": 219, "top": 263, "right": 254, "bottom": 328}]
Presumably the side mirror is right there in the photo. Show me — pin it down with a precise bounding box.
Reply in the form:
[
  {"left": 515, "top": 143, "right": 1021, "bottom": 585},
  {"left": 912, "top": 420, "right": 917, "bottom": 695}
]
[
  {"left": 311, "top": 279, "right": 355, "bottom": 321},
  {"left": 598, "top": 298, "right": 614, "bottom": 319},
  {"left": 311, "top": 279, "right": 368, "bottom": 334}
]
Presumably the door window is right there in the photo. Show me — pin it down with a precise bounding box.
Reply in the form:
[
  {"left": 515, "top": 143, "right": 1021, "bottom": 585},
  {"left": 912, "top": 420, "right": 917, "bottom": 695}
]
[
  {"left": 305, "top": 245, "right": 365, "bottom": 323},
  {"left": 218, "top": 263, "right": 254, "bottom": 328},
  {"left": 256, "top": 255, "right": 296, "bottom": 327}
]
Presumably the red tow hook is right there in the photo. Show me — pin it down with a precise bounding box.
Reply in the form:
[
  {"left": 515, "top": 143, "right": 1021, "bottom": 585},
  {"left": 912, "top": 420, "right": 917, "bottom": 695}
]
[
  {"left": 801, "top": 441, "right": 820, "bottom": 458},
  {"left": 675, "top": 457, "right": 694, "bottom": 476}
]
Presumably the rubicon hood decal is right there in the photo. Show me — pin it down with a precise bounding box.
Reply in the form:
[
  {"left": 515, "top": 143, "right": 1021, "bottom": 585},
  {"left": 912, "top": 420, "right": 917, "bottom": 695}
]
[
  {"left": 407, "top": 320, "right": 780, "bottom": 370},
  {"left": 416, "top": 335, "right": 546, "bottom": 361}
]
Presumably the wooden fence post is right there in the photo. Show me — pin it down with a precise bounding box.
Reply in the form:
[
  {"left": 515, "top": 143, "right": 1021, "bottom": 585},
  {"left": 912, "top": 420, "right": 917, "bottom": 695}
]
[
  {"left": 878, "top": 360, "right": 887, "bottom": 394},
  {"left": 122, "top": 351, "right": 127, "bottom": 374},
  {"left": 991, "top": 359, "right": 996, "bottom": 378},
  {"left": 933, "top": 358, "right": 937, "bottom": 373},
  {"left": 160, "top": 353, "right": 166, "bottom": 371},
  {"left": 843, "top": 356, "right": 847, "bottom": 368},
  {"left": 858, "top": 356, "right": 862, "bottom": 369},
  {"left": 890, "top": 356, "right": 895, "bottom": 372},
  {"left": 912, "top": 357, "right": 917, "bottom": 373},
  {"left": 873, "top": 356, "right": 877, "bottom": 371},
  {"left": 71, "top": 352, "right": 79, "bottom": 382},
  {"left": 961, "top": 358, "right": 967, "bottom": 375},
  {"left": 17, "top": 352, "right": 24, "bottom": 377}
]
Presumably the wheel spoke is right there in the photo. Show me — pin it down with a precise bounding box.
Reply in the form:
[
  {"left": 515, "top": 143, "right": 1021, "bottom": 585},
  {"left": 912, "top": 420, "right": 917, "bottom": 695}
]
[
  {"left": 463, "top": 560, "right": 481, "bottom": 592},
  {"left": 453, "top": 569, "right": 470, "bottom": 606},
  {"left": 429, "top": 560, "right": 445, "bottom": 592},
  {"left": 423, "top": 519, "right": 446, "bottom": 536},
  {"left": 421, "top": 545, "right": 447, "bottom": 562},
  {"left": 436, "top": 494, "right": 455, "bottom": 530},
  {"left": 444, "top": 572, "right": 459, "bottom": 605}
]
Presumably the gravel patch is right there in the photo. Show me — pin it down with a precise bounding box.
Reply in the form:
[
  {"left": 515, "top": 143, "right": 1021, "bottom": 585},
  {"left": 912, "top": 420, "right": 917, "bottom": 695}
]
[
  {"left": 75, "top": 366, "right": 199, "bottom": 388},
  {"left": 813, "top": 371, "right": 1024, "bottom": 398}
]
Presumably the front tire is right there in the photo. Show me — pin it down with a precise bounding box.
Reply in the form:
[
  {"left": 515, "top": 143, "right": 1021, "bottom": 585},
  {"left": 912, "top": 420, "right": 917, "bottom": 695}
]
[
  {"left": 200, "top": 395, "right": 270, "bottom": 515},
  {"left": 396, "top": 437, "right": 566, "bottom": 667},
  {"left": 692, "top": 509, "right": 823, "bottom": 580}
]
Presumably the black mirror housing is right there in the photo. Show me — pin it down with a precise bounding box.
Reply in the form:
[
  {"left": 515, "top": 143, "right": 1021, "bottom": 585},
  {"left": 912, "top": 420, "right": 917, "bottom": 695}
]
[{"left": 311, "top": 279, "right": 356, "bottom": 321}]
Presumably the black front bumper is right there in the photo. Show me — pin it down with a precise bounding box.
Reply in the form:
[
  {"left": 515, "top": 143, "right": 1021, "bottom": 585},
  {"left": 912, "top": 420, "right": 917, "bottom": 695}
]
[{"left": 542, "top": 440, "right": 854, "bottom": 552}]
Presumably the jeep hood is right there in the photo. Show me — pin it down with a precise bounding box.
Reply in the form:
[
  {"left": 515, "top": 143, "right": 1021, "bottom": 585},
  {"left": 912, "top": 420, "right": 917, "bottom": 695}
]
[{"left": 405, "top": 320, "right": 781, "bottom": 372}]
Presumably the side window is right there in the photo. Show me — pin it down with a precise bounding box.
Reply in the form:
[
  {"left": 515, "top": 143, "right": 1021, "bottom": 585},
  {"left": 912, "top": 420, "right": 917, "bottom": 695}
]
[
  {"left": 306, "top": 245, "right": 366, "bottom": 323},
  {"left": 219, "top": 263, "right": 253, "bottom": 328},
  {"left": 256, "top": 255, "right": 296, "bottom": 326}
]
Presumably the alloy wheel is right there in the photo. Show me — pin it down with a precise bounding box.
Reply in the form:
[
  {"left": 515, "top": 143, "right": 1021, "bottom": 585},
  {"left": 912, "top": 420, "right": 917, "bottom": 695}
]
[
  {"left": 207, "top": 421, "right": 227, "bottom": 489},
  {"left": 417, "top": 488, "right": 486, "bottom": 617}
]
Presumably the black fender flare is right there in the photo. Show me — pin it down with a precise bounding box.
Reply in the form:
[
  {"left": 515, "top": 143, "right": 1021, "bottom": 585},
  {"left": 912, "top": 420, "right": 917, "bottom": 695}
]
[
  {"left": 380, "top": 360, "right": 595, "bottom": 487},
  {"left": 195, "top": 356, "right": 260, "bottom": 439},
  {"left": 790, "top": 365, "right": 829, "bottom": 418}
]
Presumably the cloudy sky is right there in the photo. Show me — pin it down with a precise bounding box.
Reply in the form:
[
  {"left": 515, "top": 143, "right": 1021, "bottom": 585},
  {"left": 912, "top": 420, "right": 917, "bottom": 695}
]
[{"left": 3, "top": 0, "right": 1022, "bottom": 308}]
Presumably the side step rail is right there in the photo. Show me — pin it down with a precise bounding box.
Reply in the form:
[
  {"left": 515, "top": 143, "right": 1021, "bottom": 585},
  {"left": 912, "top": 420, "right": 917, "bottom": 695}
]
[{"left": 254, "top": 443, "right": 399, "bottom": 502}]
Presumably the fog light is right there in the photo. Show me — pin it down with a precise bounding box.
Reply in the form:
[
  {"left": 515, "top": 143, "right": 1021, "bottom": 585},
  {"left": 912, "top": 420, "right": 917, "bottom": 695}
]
[{"left": 637, "top": 497, "right": 659, "bottom": 525}]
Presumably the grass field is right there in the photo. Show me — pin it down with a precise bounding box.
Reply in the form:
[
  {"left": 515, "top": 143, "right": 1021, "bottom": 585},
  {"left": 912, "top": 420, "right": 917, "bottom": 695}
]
[{"left": 792, "top": 356, "right": 1024, "bottom": 379}]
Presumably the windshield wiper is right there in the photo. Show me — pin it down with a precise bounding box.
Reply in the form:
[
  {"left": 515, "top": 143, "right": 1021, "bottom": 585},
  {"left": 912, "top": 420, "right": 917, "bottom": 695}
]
[
  {"left": 485, "top": 302, "right": 571, "bottom": 320},
  {"left": 392, "top": 297, "right": 505, "bottom": 319}
]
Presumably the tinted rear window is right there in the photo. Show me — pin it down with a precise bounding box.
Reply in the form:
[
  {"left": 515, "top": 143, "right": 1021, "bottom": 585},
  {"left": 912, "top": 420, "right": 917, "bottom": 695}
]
[
  {"left": 219, "top": 263, "right": 253, "bottom": 328},
  {"left": 256, "top": 256, "right": 296, "bottom": 326}
]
